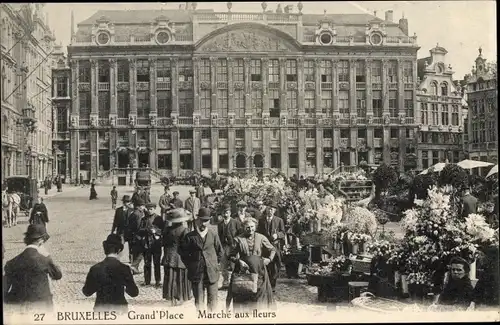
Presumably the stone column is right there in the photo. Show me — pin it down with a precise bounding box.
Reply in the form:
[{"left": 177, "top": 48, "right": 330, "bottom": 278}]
[
  {"left": 366, "top": 59, "right": 373, "bottom": 116},
  {"left": 349, "top": 59, "right": 356, "bottom": 116},
  {"left": 210, "top": 57, "right": 217, "bottom": 116},
  {"left": 243, "top": 58, "right": 251, "bottom": 115},
  {"left": 192, "top": 57, "right": 200, "bottom": 116},
  {"left": 227, "top": 58, "right": 235, "bottom": 116},
  {"left": 298, "top": 129, "right": 306, "bottom": 176},
  {"left": 71, "top": 59, "right": 80, "bottom": 117},
  {"left": 280, "top": 129, "right": 288, "bottom": 175},
  {"left": 193, "top": 129, "right": 201, "bottom": 173},
  {"left": 228, "top": 129, "right": 235, "bottom": 170},
  {"left": 315, "top": 59, "right": 321, "bottom": 114},
  {"left": 149, "top": 129, "right": 157, "bottom": 169},
  {"left": 71, "top": 131, "right": 79, "bottom": 183},
  {"left": 91, "top": 59, "right": 98, "bottom": 115},
  {"left": 211, "top": 129, "right": 219, "bottom": 173},
  {"left": 261, "top": 58, "right": 269, "bottom": 116},
  {"left": 382, "top": 59, "right": 390, "bottom": 164},
  {"left": 398, "top": 59, "right": 404, "bottom": 117},
  {"left": 297, "top": 58, "right": 305, "bottom": 115},
  {"left": 110, "top": 59, "right": 117, "bottom": 115},
  {"left": 417, "top": 149, "right": 423, "bottom": 170},
  {"left": 171, "top": 130, "right": 179, "bottom": 176}
]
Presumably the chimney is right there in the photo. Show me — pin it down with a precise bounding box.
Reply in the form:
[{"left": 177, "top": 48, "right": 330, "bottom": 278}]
[
  {"left": 399, "top": 16, "right": 408, "bottom": 36},
  {"left": 385, "top": 10, "right": 393, "bottom": 22}
]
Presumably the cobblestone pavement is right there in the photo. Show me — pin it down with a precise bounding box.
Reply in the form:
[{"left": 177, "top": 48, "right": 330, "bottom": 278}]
[{"left": 2, "top": 184, "right": 334, "bottom": 313}]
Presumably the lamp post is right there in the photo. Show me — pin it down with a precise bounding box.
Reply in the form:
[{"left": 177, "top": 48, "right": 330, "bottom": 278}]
[{"left": 17, "top": 103, "right": 38, "bottom": 178}]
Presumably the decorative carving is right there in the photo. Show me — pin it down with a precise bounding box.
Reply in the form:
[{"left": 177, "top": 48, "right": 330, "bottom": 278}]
[
  {"left": 367, "top": 115, "right": 374, "bottom": 124},
  {"left": 384, "top": 115, "right": 390, "bottom": 125},
  {"left": 448, "top": 125, "right": 453, "bottom": 132},
  {"left": 246, "top": 116, "right": 252, "bottom": 126},
  {"left": 228, "top": 115, "right": 235, "bottom": 126},
  {"left": 280, "top": 115, "right": 287, "bottom": 126},
  {"left": 128, "top": 59, "right": 136, "bottom": 69},
  {"left": 400, "top": 115, "right": 406, "bottom": 124},
  {"left": 263, "top": 115, "right": 269, "bottom": 125},
  {"left": 137, "top": 82, "right": 149, "bottom": 90},
  {"left": 90, "top": 115, "right": 98, "bottom": 127},
  {"left": 199, "top": 30, "right": 296, "bottom": 52},
  {"left": 350, "top": 115, "right": 357, "bottom": 126},
  {"left": 211, "top": 114, "right": 218, "bottom": 126},
  {"left": 333, "top": 115, "right": 340, "bottom": 126},
  {"left": 78, "top": 83, "right": 91, "bottom": 92},
  {"left": 193, "top": 115, "right": 200, "bottom": 126},
  {"left": 305, "top": 82, "right": 315, "bottom": 90},
  {"left": 128, "top": 115, "right": 136, "bottom": 126},
  {"left": 109, "top": 58, "right": 117, "bottom": 65},
  {"left": 109, "top": 115, "right": 116, "bottom": 127},
  {"left": 179, "top": 81, "right": 191, "bottom": 90},
  {"left": 71, "top": 116, "right": 79, "bottom": 127},
  {"left": 150, "top": 115, "right": 157, "bottom": 127},
  {"left": 171, "top": 115, "right": 178, "bottom": 125},
  {"left": 287, "top": 82, "right": 297, "bottom": 90},
  {"left": 200, "top": 81, "right": 211, "bottom": 90},
  {"left": 234, "top": 82, "right": 244, "bottom": 90},
  {"left": 339, "top": 82, "right": 349, "bottom": 90},
  {"left": 251, "top": 82, "right": 262, "bottom": 90},
  {"left": 117, "top": 82, "right": 130, "bottom": 91}
]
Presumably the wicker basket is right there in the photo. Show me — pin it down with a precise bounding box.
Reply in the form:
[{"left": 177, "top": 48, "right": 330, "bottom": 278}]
[{"left": 231, "top": 272, "right": 258, "bottom": 295}]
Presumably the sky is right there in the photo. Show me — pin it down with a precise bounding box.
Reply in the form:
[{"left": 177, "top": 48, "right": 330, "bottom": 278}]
[{"left": 43, "top": 1, "right": 496, "bottom": 79}]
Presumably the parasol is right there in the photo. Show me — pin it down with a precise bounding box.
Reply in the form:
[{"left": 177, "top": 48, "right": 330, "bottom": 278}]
[
  {"left": 419, "top": 162, "right": 448, "bottom": 175},
  {"left": 456, "top": 159, "right": 494, "bottom": 170},
  {"left": 486, "top": 164, "right": 498, "bottom": 178}
]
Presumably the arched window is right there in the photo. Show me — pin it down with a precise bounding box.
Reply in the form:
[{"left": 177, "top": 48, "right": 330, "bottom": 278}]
[
  {"left": 441, "top": 82, "right": 448, "bottom": 96},
  {"left": 430, "top": 82, "right": 438, "bottom": 95}
]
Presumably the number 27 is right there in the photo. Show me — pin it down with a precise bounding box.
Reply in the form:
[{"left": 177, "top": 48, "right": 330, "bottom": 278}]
[{"left": 34, "top": 313, "right": 45, "bottom": 321}]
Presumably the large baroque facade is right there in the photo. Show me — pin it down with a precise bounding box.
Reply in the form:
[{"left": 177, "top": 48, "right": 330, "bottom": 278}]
[
  {"left": 415, "top": 46, "right": 466, "bottom": 169},
  {"left": 464, "top": 48, "right": 497, "bottom": 164},
  {"left": 1, "top": 3, "right": 56, "bottom": 184},
  {"left": 64, "top": 4, "right": 421, "bottom": 181}
]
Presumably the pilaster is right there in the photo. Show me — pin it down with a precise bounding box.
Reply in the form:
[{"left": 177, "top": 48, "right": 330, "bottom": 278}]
[
  {"left": 382, "top": 59, "right": 389, "bottom": 114},
  {"left": 109, "top": 59, "right": 117, "bottom": 115},
  {"left": 91, "top": 59, "right": 98, "bottom": 114},
  {"left": 298, "top": 129, "right": 306, "bottom": 176},
  {"left": 398, "top": 59, "right": 404, "bottom": 116},
  {"left": 417, "top": 149, "right": 423, "bottom": 170},
  {"left": 149, "top": 58, "right": 157, "bottom": 113},
  {"left": 149, "top": 129, "right": 157, "bottom": 169},
  {"left": 192, "top": 57, "right": 200, "bottom": 115},
  {"left": 367, "top": 128, "right": 374, "bottom": 164},
  {"left": 297, "top": 58, "right": 305, "bottom": 114},
  {"left": 366, "top": 59, "right": 373, "bottom": 116},
  {"left": 383, "top": 128, "right": 391, "bottom": 165},
  {"left": 399, "top": 128, "right": 406, "bottom": 171},
  {"left": 211, "top": 129, "right": 219, "bottom": 173},
  {"left": 228, "top": 129, "right": 235, "bottom": 170},
  {"left": 193, "top": 129, "right": 201, "bottom": 173},
  {"left": 315, "top": 59, "right": 321, "bottom": 114},
  {"left": 262, "top": 58, "right": 269, "bottom": 115},
  {"left": 243, "top": 58, "right": 251, "bottom": 114},
  {"left": 333, "top": 129, "right": 340, "bottom": 169},
  {"left": 280, "top": 129, "right": 288, "bottom": 175},
  {"left": 171, "top": 130, "right": 179, "bottom": 176},
  {"left": 90, "top": 131, "right": 98, "bottom": 179},
  {"left": 316, "top": 128, "right": 323, "bottom": 175},
  {"left": 349, "top": 59, "right": 356, "bottom": 115},
  {"left": 332, "top": 60, "right": 339, "bottom": 113},
  {"left": 245, "top": 128, "right": 253, "bottom": 165},
  {"left": 263, "top": 128, "right": 271, "bottom": 168},
  {"left": 350, "top": 128, "right": 357, "bottom": 165},
  {"left": 227, "top": 58, "right": 235, "bottom": 114},
  {"left": 171, "top": 58, "right": 179, "bottom": 114},
  {"left": 71, "top": 60, "right": 79, "bottom": 116},
  {"left": 129, "top": 58, "right": 137, "bottom": 114}
]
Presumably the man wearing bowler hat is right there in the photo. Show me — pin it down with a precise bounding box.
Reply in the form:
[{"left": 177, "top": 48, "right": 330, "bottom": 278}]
[
  {"left": 218, "top": 203, "right": 240, "bottom": 289},
  {"left": 83, "top": 234, "right": 139, "bottom": 312},
  {"left": 185, "top": 189, "right": 201, "bottom": 231},
  {"left": 170, "top": 191, "right": 184, "bottom": 209},
  {"left": 4, "top": 224, "right": 62, "bottom": 311},
  {"left": 233, "top": 200, "right": 252, "bottom": 236},
  {"left": 128, "top": 198, "right": 146, "bottom": 274},
  {"left": 179, "top": 207, "right": 223, "bottom": 312},
  {"left": 257, "top": 199, "right": 286, "bottom": 293},
  {"left": 111, "top": 195, "right": 133, "bottom": 243}
]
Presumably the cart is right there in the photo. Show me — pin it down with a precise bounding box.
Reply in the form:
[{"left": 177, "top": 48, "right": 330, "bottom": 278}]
[{"left": 5, "top": 176, "right": 38, "bottom": 216}]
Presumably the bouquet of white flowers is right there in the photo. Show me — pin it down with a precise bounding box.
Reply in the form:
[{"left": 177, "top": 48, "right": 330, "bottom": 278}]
[{"left": 345, "top": 206, "right": 378, "bottom": 236}]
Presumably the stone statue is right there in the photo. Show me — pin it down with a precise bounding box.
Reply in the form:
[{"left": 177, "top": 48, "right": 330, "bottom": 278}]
[
  {"left": 128, "top": 115, "right": 136, "bottom": 126},
  {"left": 90, "top": 115, "right": 98, "bottom": 127},
  {"left": 384, "top": 115, "right": 390, "bottom": 125},
  {"left": 281, "top": 115, "right": 287, "bottom": 126},
  {"left": 109, "top": 115, "right": 116, "bottom": 127},
  {"left": 193, "top": 115, "right": 200, "bottom": 126},
  {"left": 150, "top": 115, "right": 157, "bottom": 127}
]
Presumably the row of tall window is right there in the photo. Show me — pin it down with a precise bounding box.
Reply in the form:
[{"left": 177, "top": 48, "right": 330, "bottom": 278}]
[
  {"left": 420, "top": 103, "right": 460, "bottom": 126},
  {"left": 78, "top": 89, "right": 414, "bottom": 119},
  {"left": 76, "top": 59, "right": 414, "bottom": 85},
  {"left": 471, "top": 120, "right": 497, "bottom": 143},
  {"left": 469, "top": 98, "right": 496, "bottom": 116},
  {"left": 429, "top": 81, "right": 450, "bottom": 96}
]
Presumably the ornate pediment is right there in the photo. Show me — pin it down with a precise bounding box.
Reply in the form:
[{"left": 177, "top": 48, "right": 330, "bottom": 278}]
[{"left": 197, "top": 28, "right": 297, "bottom": 52}]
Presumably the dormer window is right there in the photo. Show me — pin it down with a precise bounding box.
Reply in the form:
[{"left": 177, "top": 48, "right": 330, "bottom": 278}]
[
  {"left": 96, "top": 32, "right": 110, "bottom": 45},
  {"left": 369, "top": 32, "right": 383, "bottom": 46},
  {"left": 440, "top": 82, "right": 448, "bottom": 96}
]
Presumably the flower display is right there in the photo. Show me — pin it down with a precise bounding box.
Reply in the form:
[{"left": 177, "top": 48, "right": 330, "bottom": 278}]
[
  {"left": 347, "top": 232, "right": 372, "bottom": 245},
  {"left": 345, "top": 206, "right": 378, "bottom": 236},
  {"left": 366, "top": 240, "right": 395, "bottom": 259},
  {"left": 307, "top": 255, "right": 349, "bottom": 276},
  {"left": 316, "top": 194, "right": 345, "bottom": 235},
  {"left": 390, "top": 185, "right": 497, "bottom": 289}
]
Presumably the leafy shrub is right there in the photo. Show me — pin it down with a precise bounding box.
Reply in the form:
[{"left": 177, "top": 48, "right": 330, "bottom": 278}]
[
  {"left": 409, "top": 174, "right": 436, "bottom": 202},
  {"left": 372, "top": 163, "right": 398, "bottom": 199},
  {"left": 438, "top": 164, "right": 469, "bottom": 191}
]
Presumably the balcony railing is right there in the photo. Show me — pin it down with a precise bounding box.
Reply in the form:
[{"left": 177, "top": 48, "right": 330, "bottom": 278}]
[
  {"left": 116, "top": 118, "right": 128, "bottom": 126},
  {"left": 179, "top": 117, "right": 191, "bottom": 125},
  {"left": 356, "top": 82, "right": 366, "bottom": 89},
  {"left": 218, "top": 139, "right": 228, "bottom": 148},
  {"left": 270, "top": 139, "right": 280, "bottom": 147},
  {"left": 157, "top": 118, "right": 172, "bottom": 126},
  {"left": 322, "top": 139, "right": 332, "bottom": 147},
  {"left": 390, "top": 138, "right": 399, "bottom": 147},
  {"left": 79, "top": 119, "right": 89, "bottom": 127},
  {"left": 201, "top": 139, "right": 211, "bottom": 148},
  {"left": 235, "top": 139, "right": 244, "bottom": 147},
  {"left": 306, "top": 138, "right": 316, "bottom": 147},
  {"left": 374, "top": 138, "right": 383, "bottom": 147},
  {"left": 157, "top": 81, "right": 171, "bottom": 90},
  {"left": 321, "top": 82, "right": 332, "bottom": 89},
  {"left": 98, "top": 83, "right": 110, "bottom": 91},
  {"left": 137, "top": 118, "right": 149, "bottom": 125},
  {"left": 252, "top": 140, "right": 262, "bottom": 149},
  {"left": 288, "top": 139, "right": 298, "bottom": 147}
]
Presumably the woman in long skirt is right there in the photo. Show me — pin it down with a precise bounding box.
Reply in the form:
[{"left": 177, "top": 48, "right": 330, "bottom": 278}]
[
  {"left": 162, "top": 209, "right": 192, "bottom": 305},
  {"left": 89, "top": 183, "right": 98, "bottom": 200}
]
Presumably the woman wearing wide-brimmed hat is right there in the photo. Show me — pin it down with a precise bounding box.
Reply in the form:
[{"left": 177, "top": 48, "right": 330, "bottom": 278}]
[
  {"left": 162, "top": 208, "right": 193, "bottom": 305},
  {"left": 4, "top": 224, "right": 62, "bottom": 311}
]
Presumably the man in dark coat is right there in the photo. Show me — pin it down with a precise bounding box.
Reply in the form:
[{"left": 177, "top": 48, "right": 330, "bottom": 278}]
[
  {"left": 170, "top": 191, "right": 183, "bottom": 209},
  {"left": 179, "top": 208, "right": 223, "bottom": 312},
  {"left": 218, "top": 203, "right": 240, "bottom": 288},
  {"left": 461, "top": 188, "right": 478, "bottom": 218},
  {"left": 56, "top": 175, "right": 63, "bottom": 192},
  {"left": 257, "top": 200, "right": 286, "bottom": 292},
  {"left": 232, "top": 200, "right": 252, "bottom": 235},
  {"left": 111, "top": 195, "right": 133, "bottom": 243},
  {"left": 158, "top": 186, "right": 172, "bottom": 220},
  {"left": 82, "top": 234, "right": 139, "bottom": 312},
  {"left": 139, "top": 203, "right": 165, "bottom": 287},
  {"left": 127, "top": 198, "right": 146, "bottom": 275},
  {"left": 196, "top": 182, "right": 206, "bottom": 204},
  {"left": 4, "top": 224, "right": 62, "bottom": 311}
]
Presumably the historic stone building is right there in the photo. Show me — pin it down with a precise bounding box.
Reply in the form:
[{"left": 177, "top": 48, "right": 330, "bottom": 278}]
[
  {"left": 64, "top": 3, "right": 421, "bottom": 181},
  {"left": 416, "top": 45, "right": 467, "bottom": 170},
  {"left": 1, "top": 3, "right": 57, "bottom": 184},
  {"left": 464, "top": 48, "right": 497, "bottom": 164}
]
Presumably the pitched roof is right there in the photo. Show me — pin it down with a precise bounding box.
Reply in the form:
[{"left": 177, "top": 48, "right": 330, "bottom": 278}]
[
  {"left": 78, "top": 10, "right": 393, "bottom": 26},
  {"left": 78, "top": 9, "right": 214, "bottom": 25}
]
